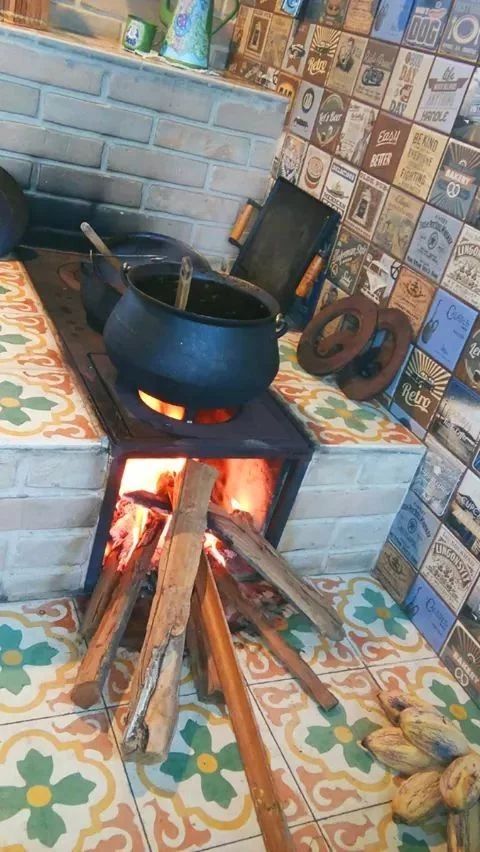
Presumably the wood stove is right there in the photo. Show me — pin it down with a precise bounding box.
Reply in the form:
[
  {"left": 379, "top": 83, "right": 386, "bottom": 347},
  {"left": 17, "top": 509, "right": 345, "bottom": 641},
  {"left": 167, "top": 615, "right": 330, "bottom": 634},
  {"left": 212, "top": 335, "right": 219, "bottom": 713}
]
[{"left": 21, "top": 247, "right": 313, "bottom": 593}]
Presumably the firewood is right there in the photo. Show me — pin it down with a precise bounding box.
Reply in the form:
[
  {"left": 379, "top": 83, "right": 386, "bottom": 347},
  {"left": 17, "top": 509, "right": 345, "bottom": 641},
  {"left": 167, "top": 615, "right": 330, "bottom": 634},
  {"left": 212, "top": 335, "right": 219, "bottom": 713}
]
[
  {"left": 186, "top": 589, "right": 223, "bottom": 702},
  {"left": 215, "top": 568, "right": 337, "bottom": 711},
  {"left": 447, "top": 804, "right": 480, "bottom": 852},
  {"left": 81, "top": 545, "right": 122, "bottom": 641},
  {"left": 208, "top": 506, "right": 344, "bottom": 641},
  {"left": 72, "top": 513, "right": 163, "bottom": 709},
  {"left": 195, "top": 552, "right": 294, "bottom": 852},
  {"left": 123, "top": 460, "right": 217, "bottom": 759}
]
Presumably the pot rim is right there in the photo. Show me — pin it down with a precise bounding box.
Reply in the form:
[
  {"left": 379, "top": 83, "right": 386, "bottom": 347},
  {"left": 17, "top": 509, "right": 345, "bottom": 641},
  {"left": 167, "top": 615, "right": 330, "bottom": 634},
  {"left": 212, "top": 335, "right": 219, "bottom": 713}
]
[
  {"left": 126, "top": 262, "right": 281, "bottom": 328},
  {"left": 89, "top": 232, "right": 211, "bottom": 277}
]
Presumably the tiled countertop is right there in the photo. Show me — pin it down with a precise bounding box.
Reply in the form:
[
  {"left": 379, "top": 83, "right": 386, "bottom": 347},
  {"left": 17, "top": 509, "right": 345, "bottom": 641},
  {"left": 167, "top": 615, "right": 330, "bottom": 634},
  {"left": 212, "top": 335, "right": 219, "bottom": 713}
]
[
  {"left": 0, "top": 260, "right": 105, "bottom": 447},
  {"left": 273, "top": 332, "right": 421, "bottom": 451}
]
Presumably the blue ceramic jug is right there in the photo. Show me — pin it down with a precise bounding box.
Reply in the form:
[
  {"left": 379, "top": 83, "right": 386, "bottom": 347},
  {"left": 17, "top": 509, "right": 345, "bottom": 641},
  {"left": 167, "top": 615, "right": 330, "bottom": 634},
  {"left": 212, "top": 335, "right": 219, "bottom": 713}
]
[{"left": 159, "top": 0, "right": 239, "bottom": 69}]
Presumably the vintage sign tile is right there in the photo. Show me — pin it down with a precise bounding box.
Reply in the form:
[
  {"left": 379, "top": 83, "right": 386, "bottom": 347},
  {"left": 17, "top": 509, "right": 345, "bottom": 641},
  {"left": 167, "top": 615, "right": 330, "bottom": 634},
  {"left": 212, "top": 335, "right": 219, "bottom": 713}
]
[
  {"left": 387, "top": 266, "right": 435, "bottom": 333},
  {"left": 382, "top": 47, "right": 435, "bottom": 120},
  {"left": 421, "top": 523, "right": 480, "bottom": 612},
  {"left": 404, "top": 574, "right": 457, "bottom": 650},
  {"left": 353, "top": 38, "right": 398, "bottom": 106},
  {"left": 405, "top": 203, "right": 462, "bottom": 282},
  {"left": 431, "top": 377, "right": 480, "bottom": 464},
  {"left": 411, "top": 433, "right": 465, "bottom": 517},
  {"left": 415, "top": 56, "right": 473, "bottom": 134},
  {"left": 418, "top": 288, "right": 477, "bottom": 370},
  {"left": 394, "top": 125, "right": 448, "bottom": 201},
  {"left": 388, "top": 489, "right": 440, "bottom": 568},
  {"left": 403, "top": 0, "right": 453, "bottom": 51},
  {"left": 393, "top": 347, "right": 450, "bottom": 429}
]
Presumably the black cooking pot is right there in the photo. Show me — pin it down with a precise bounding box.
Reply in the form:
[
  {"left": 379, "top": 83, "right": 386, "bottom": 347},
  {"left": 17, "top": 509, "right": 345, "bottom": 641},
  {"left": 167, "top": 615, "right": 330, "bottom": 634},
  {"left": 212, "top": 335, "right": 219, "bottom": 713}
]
[
  {"left": 0, "top": 167, "right": 29, "bottom": 256},
  {"left": 80, "top": 232, "right": 211, "bottom": 331},
  {"left": 103, "top": 262, "right": 287, "bottom": 409}
]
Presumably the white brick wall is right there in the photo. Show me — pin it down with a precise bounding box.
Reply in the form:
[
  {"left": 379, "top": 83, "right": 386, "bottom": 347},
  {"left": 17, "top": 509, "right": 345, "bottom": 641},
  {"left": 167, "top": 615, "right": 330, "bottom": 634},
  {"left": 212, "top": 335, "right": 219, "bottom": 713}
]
[
  {"left": 279, "top": 448, "right": 423, "bottom": 577},
  {"left": 0, "top": 446, "right": 110, "bottom": 599},
  {"left": 0, "top": 26, "right": 287, "bottom": 266}
]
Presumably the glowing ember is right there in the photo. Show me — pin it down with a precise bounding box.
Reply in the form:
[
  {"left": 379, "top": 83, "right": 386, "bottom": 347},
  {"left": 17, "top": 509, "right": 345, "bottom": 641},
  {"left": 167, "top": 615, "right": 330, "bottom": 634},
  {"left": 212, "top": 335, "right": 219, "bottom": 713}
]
[
  {"left": 138, "top": 390, "right": 236, "bottom": 424},
  {"left": 231, "top": 498, "right": 242, "bottom": 511},
  {"left": 204, "top": 532, "right": 226, "bottom": 568},
  {"left": 139, "top": 390, "right": 185, "bottom": 420}
]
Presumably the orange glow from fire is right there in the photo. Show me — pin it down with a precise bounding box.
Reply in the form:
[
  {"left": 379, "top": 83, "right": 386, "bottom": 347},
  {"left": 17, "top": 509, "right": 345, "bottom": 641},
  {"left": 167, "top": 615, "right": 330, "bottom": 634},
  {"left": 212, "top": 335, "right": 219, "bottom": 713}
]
[
  {"left": 204, "top": 532, "right": 226, "bottom": 568},
  {"left": 139, "top": 390, "right": 185, "bottom": 420},
  {"left": 231, "top": 498, "right": 242, "bottom": 511},
  {"left": 119, "top": 457, "right": 186, "bottom": 497}
]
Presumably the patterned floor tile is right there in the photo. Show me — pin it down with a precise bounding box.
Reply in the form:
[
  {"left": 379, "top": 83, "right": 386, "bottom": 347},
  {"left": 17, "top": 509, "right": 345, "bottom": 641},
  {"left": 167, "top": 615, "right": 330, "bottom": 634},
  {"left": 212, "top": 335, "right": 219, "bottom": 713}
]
[
  {"left": 0, "top": 709, "right": 147, "bottom": 850},
  {"left": 104, "top": 646, "right": 197, "bottom": 707},
  {"left": 250, "top": 669, "right": 395, "bottom": 820},
  {"left": 0, "top": 260, "right": 44, "bottom": 314},
  {"left": 214, "top": 820, "right": 328, "bottom": 850},
  {"left": 0, "top": 598, "right": 103, "bottom": 723},
  {"left": 112, "top": 695, "right": 311, "bottom": 851},
  {"left": 273, "top": 334, "right": 419, "bottom": 448},
  {"left": 0, "top": 311, "right": 64, "bottom": 369},
  {"left": 232, "top": 602, "right": 364, "bottom": 686},
  {"left": 319, "top": 802, "right": 446, "bottom": 851},
  {"left": 369, "top": 657, "right": 480, "bottom": 748},
  {"left": 310, "top": 575, "right": 433, "bottom": 665}
]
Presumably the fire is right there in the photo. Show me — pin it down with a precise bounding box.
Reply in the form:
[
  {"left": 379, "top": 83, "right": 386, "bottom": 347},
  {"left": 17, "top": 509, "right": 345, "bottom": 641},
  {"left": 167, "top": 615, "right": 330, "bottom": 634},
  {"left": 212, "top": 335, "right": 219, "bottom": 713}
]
[
  {"left": 139, "top": 390, "right": 185, "bottom": 420},
  {"left": 139, "top": 389, "right": 236, "bottom": 424},
  {"left": 231, "top": 498, "right": 242, "bottom": 511},
  {"left": 119, "top": 457, "right": 186, "bottom": 497},
  {"left": 204, "top": 532, "right": 226, "bottom": 568}
]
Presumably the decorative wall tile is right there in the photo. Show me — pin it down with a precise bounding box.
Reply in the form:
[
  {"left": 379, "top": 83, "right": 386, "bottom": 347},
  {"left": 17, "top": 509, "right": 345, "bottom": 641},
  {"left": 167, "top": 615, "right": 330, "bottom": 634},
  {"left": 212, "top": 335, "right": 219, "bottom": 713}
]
[
  {"left": 297, "top": 144, "right": 331, "bottom": 196},
  {"left": 328, "top": 225, "right": 369, "bottom": 292},
  {"left": 442, "top": 223, "right": 480, "bottom": 310},
  {"left": 446, "top": 468, "right": 480, "bottom": 556},
  {"left": 405, "top": 203, "right": 462, "bottom": 280},
  {"left": 455, "top": 315, "right": 480, "bottom": 393},
  {"left": 441, "top": 621, "right": 480, "bottom": 702},
  {"left": 327, "top": 32, "right": 367, "bottom": 95},
  {"left": 388, "top": 489, "right": 439, "bottom": 568},
  {"left": 316, "top": 0, "right": 349, "bottom": 28},
  {"left": 289, "top": 80, "right": 324, "bottom": 139},
  {"left": 282, "top": 21, "right": 314, "bottom": 76},
  {"left": 410, "top": 434, "right": 465, "bottom": 516},
  {"left": 403, "top": 0, "right": 453, "bottom": 51},
  {"left": 336, "top": 100, "right": 377, "bottom": 167},
  {"left": 415, "top": 56, "right": 473, "bottom": 133},
  {"left": 431, "top": 377, "right": 480, "bottom": 464},
  {"left": 452, "top": 66, "right": 480, "bottom": 145},
  {"left": 418, "top": 288, "right": 477, "bottom": 370},
  {"left": 393, "top": 348, "right": 450, "bottom": 429},
  {"left": 395, "top": 126, "right": 448, "bottom": 200},
  {"left": 372, "top": 0, "right": 415, "bottom": 44},
  {"left": 374, "top": 187, "right": 423, "bottom": 260},
  {"left": 321, "top": 157, "right": 358, "bottom": 216},
  {"left": 363, "top": 111, "right": 411, "bottom": 181},
  {"left": 357, "top": 246, "right": 399, "bottom": 304},
  {"left": 420, "top": 524, "right": 480, "bottom": 612},
  {"left": 304, "top": 25, "right": 341, "bottom": 86},
  {"left": 404, "top": 574, "right": 456, "bottom": 649},
  {"left": 344, "top": 0, "right": 379, "bottom": 36},
  {"left": 313, "top": 89, "right": 348, "bottom": 151},
  {"left": 353, "top": 38, "right": 398, "bottom": 106},
  {"left": 344, "top": 171, "right": 388, "bottom": 240},
  {"left": 439, "top": 0, "right": 480, "bottom": 62},
  {"left": 279, "top": 133, "right": 307, "bottom": 182},
  {"left": 382, "top": 47, "right": 434, "bottom": 119},
  {"left": 429, "top": 139, "right": 480, "bottom": 219},
  {"left": 387, "top": 266, "right": 435, "bottom": 333},
  {"left": 372, "top": 540, "right": 417, "bottom": 603}
]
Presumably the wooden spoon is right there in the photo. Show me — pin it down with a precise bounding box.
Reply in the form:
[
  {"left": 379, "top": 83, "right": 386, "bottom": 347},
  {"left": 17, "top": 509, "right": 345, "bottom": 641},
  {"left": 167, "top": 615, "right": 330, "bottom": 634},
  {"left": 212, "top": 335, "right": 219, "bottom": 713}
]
[
  {"left": 175, "top": 256, "right": 193, "bottom": 311},
  {"left": 80, "top": 222, "right": 123, "bottom": 273}
]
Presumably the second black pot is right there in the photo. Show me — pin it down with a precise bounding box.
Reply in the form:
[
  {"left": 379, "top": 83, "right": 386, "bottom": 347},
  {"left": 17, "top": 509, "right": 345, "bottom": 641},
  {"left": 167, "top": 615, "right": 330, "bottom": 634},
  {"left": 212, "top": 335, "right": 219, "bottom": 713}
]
[{"left": 103, "top": 262, "right": 287, "bottom": 409}]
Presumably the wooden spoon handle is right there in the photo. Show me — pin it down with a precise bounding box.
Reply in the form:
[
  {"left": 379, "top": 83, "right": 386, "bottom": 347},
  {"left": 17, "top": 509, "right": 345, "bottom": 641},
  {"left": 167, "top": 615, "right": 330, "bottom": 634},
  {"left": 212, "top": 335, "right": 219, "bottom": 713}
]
[
  {"left": 175, "top": 256, "right": 193, "bottom": 311},
  {"left": 80, "top": 222, "right": 123, "bottom": 272}
]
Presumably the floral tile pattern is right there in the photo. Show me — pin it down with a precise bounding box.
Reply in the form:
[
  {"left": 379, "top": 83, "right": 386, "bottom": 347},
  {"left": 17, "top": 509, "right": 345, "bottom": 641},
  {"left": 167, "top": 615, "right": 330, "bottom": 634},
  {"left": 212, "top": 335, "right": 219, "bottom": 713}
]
[
  {"left": 370, "top": 657, "right": 480, "bottom": 747},
  {"left": 113, "top": 698, "right": 311, "bottom": 850},
  {"left": 0, "top": 598, "right": 98, "bottom": 723},
  {"left": 273, "top": 333, "right": 420, "bottom": 448},
  {"left": 0, "top": 709, "right": 147, "bottom": 850},
  {"left": 0, "top": 261, "right": 103, "bottom": 445},
  {"left": 311, "top": 575, "right": 433, "bottom": 665},
  {"left": 233, "top": 602, "right": 363, "bottom": 685},
  {"left": 250, "top": 669, "right": 395, "bottom": 819},
  {"left": 319, "top": 803, "right": 447, "bottom": 851}
]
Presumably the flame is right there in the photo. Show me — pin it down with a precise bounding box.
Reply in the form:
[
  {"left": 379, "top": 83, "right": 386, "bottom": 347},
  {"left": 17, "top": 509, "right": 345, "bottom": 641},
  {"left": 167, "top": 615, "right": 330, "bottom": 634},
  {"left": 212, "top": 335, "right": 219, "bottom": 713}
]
[
  {"left": 139, "top": 390, "right": 185, "bottom": 420},
  {"left": 204, "top": 532, "right": 226, "bottom": 568},
  {"left": 231, "top": 498, "right": 242, "bottom": 511},
  {"left": 119, "top": 457, "right": 186, "bottom": 497}
]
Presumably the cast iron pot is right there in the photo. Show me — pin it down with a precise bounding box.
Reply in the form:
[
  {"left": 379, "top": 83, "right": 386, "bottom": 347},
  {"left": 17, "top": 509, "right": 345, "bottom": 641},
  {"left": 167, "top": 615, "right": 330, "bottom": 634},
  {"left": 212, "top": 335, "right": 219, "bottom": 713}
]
[
  {"left": 80, "top": 232, "right": 211, "bottom": 331},
  {"left": 0, "top": 168, "right": 28, "bottom": 256},
  {"left": 103, "top": 261, "right": 287, "bottom": 409}
]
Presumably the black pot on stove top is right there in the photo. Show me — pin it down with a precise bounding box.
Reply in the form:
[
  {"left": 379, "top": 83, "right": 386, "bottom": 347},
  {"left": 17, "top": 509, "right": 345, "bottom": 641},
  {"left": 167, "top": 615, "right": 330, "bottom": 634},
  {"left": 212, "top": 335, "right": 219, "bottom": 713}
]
[{"left": 103, "top": 261, "right": 287, "bottom": 409}]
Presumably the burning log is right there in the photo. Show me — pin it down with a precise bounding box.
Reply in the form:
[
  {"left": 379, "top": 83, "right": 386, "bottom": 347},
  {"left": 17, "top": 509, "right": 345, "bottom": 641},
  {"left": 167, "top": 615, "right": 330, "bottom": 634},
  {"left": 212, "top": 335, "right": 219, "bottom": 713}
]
[
  {"left": 72, "top": 512, "right": 164, "bottom": 709},
  {"left": 215, "top": 568, "right": 337, "bottom": 711},
  {"left": 208, "top": 506, "right": 344, "bottom": 641},
  {"left": 186, "top": 590, "right": 223, "bottom": 702},
  {"left": 123, "top": 460, "right": 217, "bottom": 759},
  {"left": 195, "top": 552, "right": 294, "bottom": 852}
]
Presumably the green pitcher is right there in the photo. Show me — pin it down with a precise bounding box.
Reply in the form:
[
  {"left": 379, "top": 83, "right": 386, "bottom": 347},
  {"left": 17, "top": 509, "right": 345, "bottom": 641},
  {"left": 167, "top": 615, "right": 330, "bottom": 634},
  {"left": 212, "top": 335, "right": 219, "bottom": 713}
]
[{"left": 158, "top": 0, "right": 239, "bottom": 70}]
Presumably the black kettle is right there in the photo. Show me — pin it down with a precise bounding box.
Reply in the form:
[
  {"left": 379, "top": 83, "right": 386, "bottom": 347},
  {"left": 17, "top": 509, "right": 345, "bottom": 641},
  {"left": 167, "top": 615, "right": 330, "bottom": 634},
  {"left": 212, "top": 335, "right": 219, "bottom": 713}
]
[{"left": 0, "top": 167, "right": 29, "bottom": 256}]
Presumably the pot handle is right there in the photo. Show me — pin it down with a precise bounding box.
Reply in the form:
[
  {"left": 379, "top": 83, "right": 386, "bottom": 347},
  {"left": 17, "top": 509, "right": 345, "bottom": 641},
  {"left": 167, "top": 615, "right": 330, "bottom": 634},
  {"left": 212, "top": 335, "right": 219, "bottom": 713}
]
[{"left": 275, "top": 314, "right": 288, "bottom": 338}]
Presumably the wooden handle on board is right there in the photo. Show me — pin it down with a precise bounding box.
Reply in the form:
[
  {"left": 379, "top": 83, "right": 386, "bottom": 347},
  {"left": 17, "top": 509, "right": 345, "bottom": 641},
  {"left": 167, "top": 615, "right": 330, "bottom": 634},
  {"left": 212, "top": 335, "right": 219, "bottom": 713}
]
[
  {"left": 80, "top": 222, "right": 123, "bottom": 272},
  {"left": 296, "top": 255, "right": 325, "bottom": 299},
  {"left": 229, "top": 202, "right": 257, "bottom": 244}
]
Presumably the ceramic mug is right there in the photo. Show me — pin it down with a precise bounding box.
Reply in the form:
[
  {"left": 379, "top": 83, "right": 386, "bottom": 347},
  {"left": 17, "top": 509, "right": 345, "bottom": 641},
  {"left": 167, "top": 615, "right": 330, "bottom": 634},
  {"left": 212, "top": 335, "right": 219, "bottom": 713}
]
[{"left": 123, "top": 16, "right": 157, "bottom": 52}]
